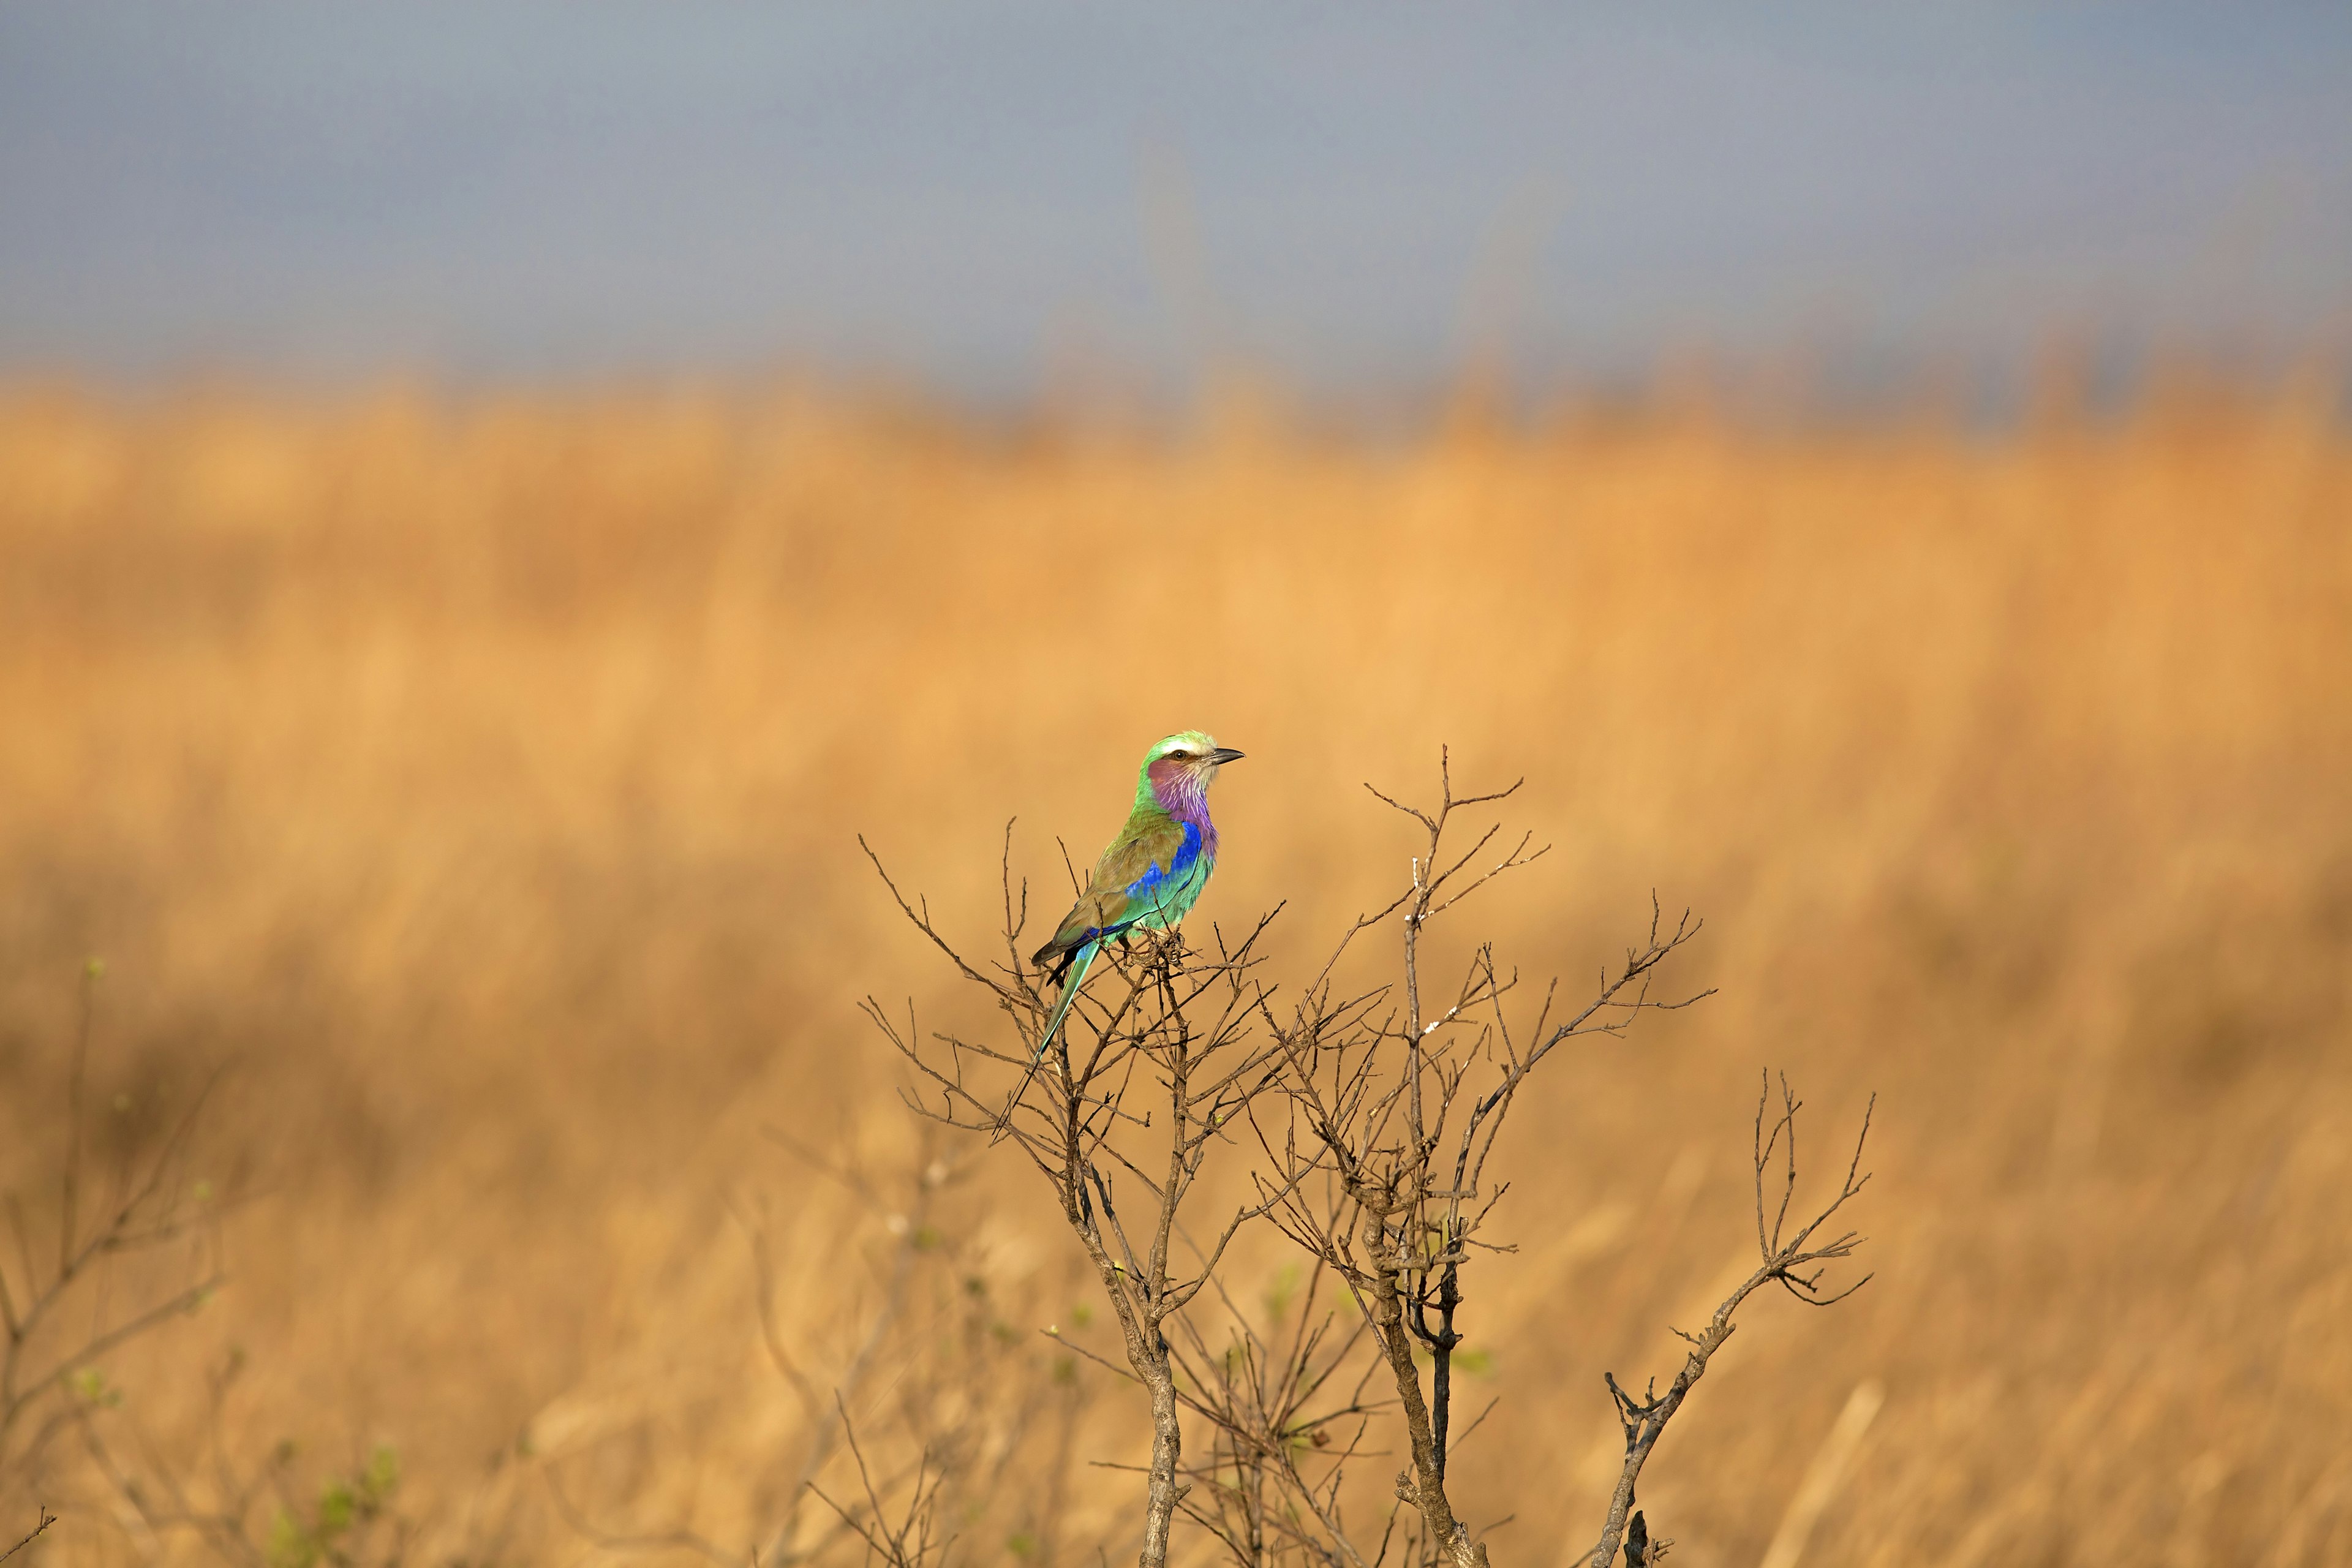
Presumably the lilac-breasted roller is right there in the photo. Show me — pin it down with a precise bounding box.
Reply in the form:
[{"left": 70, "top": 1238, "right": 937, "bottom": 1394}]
[{"left": 1029, "top": 730, "right": 1245, "bottom": 1058}]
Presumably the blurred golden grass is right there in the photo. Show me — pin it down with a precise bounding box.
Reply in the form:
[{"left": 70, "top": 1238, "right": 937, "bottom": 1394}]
[{"left": 1, "top": 376, "right": 2348, "bottom": 1566}]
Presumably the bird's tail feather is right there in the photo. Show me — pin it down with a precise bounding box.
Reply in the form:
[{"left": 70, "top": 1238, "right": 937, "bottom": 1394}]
[
  {"left": 1033, "top": 942, "right": 1096, "bottom": 1061},
  {"left": 998, "top": 942, "right": 1095, "bottom": 1134}
]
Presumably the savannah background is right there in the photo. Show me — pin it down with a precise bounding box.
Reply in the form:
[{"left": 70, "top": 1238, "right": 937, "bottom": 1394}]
[{"left": 4, "top": 10, "right": 2350, "bottom": 1568}]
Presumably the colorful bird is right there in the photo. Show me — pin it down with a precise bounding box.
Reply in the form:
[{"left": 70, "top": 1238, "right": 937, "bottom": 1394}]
[{"left": 1028, "top": 730, "right": 1246, "bottom": 1062}]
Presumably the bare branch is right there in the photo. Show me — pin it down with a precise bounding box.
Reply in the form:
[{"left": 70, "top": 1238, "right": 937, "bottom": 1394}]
[
  {"left": 0, "top": 1511, "right": 55, "bottom": 1566},
  {"left": 1585, "top": 1080, "right": 1874, "bottom": 1568}
]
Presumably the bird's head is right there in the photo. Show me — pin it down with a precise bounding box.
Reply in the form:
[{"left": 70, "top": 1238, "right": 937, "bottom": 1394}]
[{"left": 1139, "top": 729, "right": 1245, "bottom": 808}]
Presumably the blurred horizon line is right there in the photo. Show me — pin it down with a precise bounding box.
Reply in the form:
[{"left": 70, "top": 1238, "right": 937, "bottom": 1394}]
[{"left": 6, "top": 331, "right": 2346, "bottom": 438}]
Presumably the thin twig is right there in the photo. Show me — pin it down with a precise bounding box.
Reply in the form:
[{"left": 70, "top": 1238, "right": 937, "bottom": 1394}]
[{"left": 0, "top": 1511, "right": 56, "bottom": 1566}]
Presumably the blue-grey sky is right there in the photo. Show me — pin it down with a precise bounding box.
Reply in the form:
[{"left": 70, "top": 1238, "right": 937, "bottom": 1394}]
[{"left": 3, "top": 4, "right": 2348, "bottom": 401}]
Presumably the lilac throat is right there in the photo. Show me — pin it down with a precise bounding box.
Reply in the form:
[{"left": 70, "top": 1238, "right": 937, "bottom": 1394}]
[{"left": 1147, "top": 765, "right": 1219, "bottom": 856}]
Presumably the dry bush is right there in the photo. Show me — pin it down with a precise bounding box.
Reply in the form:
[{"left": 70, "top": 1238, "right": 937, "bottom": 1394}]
[
  {"left": 865, "top": 760, "right": 1875, "bottom": 1568},
  {"left": 1, "top": 965, "right": 224, "bottom": 1553},
  {"left": 0, "top": 373, "right": 2346, "bottom": 1565}
]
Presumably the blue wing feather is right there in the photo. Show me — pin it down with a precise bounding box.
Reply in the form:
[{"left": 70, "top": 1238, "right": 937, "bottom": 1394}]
[{"left": 1121, "top": 821, "right": 1202, "bottom": 905}]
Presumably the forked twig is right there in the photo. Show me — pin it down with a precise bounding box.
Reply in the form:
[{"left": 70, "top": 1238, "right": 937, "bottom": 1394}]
[
  {"left": 0, "top": 1512, "right": 55, "bottom": 1566},
  {"left": 1584, "top": 1078, "right": 1875, "bottom": 1568}
]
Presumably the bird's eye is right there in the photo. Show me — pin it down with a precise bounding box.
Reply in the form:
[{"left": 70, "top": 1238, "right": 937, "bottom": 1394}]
[{"left": 1167, "top": 750, "right": 1191, "bottom": 761}]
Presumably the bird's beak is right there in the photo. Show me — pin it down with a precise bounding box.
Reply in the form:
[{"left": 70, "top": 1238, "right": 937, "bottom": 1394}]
[{"left": 1208, "top": 747, "right": 1246, "bottom": 765}]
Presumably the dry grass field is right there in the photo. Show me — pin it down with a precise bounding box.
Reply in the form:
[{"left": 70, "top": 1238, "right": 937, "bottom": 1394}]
[{"left": 1, "top": 374, "right": 2348, "bottom": 1567}]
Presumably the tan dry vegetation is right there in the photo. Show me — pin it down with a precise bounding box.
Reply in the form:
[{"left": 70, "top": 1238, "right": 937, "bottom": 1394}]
[{"left": 1, "top": 377, "right": 2348, "bottom": 1567}]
